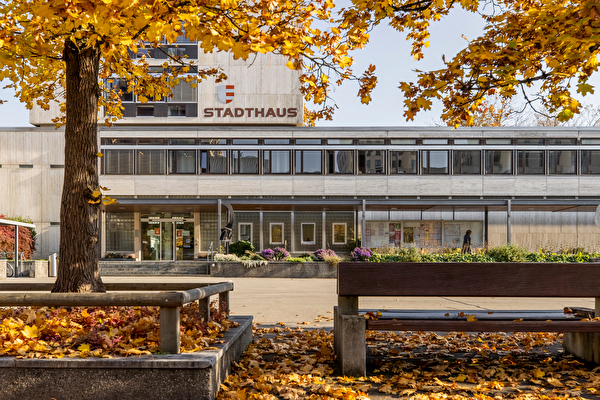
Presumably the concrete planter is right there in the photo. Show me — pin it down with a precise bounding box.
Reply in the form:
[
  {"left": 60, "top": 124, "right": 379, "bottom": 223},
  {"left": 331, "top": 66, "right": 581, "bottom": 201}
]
[
  {"left": 209, "top": 261, "right": 337, "bottom": 278},
  {"left": 0, "top": 315, "right": 252, "bottom": 400},
  {"left": 1, "top": 260, "right": 49, "bottom": 278}
]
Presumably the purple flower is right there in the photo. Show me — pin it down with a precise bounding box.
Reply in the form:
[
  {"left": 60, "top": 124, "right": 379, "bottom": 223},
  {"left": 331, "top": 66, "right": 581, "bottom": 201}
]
[
  {"left": 314, "top": 249, "right": 337, "bottom": 261},
  {"left": 261, "top": 248, "right": 275, "bottom": 261},
  {"left": 350, "top": 247, "right": 372, "bottom": 261}
]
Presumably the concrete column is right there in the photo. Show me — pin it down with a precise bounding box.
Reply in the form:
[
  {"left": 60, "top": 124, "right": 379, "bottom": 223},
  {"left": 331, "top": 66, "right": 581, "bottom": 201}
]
[
  {"left": 290, "top": 211, "right": 295, "bottom": 253},
  {"left": 217, "top": 199, "right": 222, "bottom": 252},
  {"left": 134, "top": 212, "right": 141, "bottom": 261},
  {"left": 362, "top": 200, "right": 366, "bottom": 248},
  {"left": 160, "top": 306, "right": 181, "bottom": 354},
  {"left": 259, "top": 212, "right": 264, "bottom": 251},
  {"left": 14, "top": 225, "right": 19, "bottom": 276},
  {"left": 507, "top": 199, "right": 511, "bottom": 245},
  {"left": 322, "top": 211, "right": 326, "bottom": 249},
  {"left": 563, "top": 298, "right": 600, "bottom": 363}
]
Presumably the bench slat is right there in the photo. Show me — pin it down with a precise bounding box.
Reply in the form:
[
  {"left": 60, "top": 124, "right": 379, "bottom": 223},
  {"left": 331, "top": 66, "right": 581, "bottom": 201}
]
[
  {"left": 367, "top": 319, "right": 600, "bottom": 333},
  {"left": 338, "top": 262, "right": 600, "bottom": 297},
  {"left": 365, "top": 310, "right": 579, "bottom": 321}
]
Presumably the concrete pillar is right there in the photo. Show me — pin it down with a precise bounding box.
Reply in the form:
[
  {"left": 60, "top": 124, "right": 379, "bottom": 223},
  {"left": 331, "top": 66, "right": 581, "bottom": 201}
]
[
  {"left": 507, "top": 199, "right": 511, "bottom": 245},
  {"left": 362, "top": 200, "right": 366, "bottom": 248},
  {"left": 563, "top": 297, "right": 600, "bottom": 364},
  {"left": 217, "top": 199, "right": 222, "bottom": 252}
]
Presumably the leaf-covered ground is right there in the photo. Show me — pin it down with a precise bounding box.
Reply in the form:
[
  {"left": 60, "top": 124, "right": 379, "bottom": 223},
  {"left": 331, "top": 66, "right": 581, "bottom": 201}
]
[
  {"left": 0, "top": 302, "right": 236, "bottom": 358},
  {"left": 218, "top": 325, "right": 600, "bottom": 400}
]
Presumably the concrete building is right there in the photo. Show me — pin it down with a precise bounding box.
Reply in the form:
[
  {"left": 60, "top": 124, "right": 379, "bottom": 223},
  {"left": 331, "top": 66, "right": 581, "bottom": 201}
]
[{"left": 2, "top": 48, "right": 600, "bottom": 260}]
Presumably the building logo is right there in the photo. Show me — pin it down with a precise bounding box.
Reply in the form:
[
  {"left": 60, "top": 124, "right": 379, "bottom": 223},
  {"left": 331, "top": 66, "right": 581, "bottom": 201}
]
[{"left": 217, "top": 85, "right": 235, "bottom": 104}]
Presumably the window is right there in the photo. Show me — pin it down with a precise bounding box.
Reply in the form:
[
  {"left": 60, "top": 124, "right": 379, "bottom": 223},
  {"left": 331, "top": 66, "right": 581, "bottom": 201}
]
[
  {"left": 423, "top": 139, "right": 448, "bottom": 145},
  {"left": 232, "top": 150, "right": 259, "bottom": 174},
  {"left": 137, "top": 105, "right": 154, "bottom": 116},
  {"left": 104, "top": 149, "right": 134, "bottom": 174},
  {"left": 549, "top": 150, "right": 576, "bottom": 174},
  {"left": 270, "top": 223, "right": 284, "bottom": 244},
  {"left": 295, "top": 150, "right": 322, "bottom": 174},
  {"left": 137, "top": 149, "right": 165, "bottom": 175},
  {"left": 168, "top": 105, "right": 187, "bottom": 116},
  {"left": 295, "top": 139, "right": 322, "bottom": 145},
  {"left": 517, "top": 150, "right": 544, "bottom": 174},
  {"left": 485, "top": 150, "right": 512, "bottom": 174},
  {"left": 264, "top": 150, "right": 290, "bottom": 174},
  {"left": 581, "top": 150, "right": 600, "bottom": 174},
  {"left": 332, "top": 223, "right": 347, "bottom": 245},
  {"left": 454, "top": 139, "right": 481, "bottom": 145},
  {"left": 232, "top": 139, "right": 259, "bottom": 145},
  {"left": 201, "top": 150, "right": 228, "bottom": 174},
  {"left": 238, "top": 223, "right": 252, "bottom": 242},
  {"left": 358, "top": 150, "right": 385, "bottom": 174},
  {"left": 390, "top": 151, "right": 417, "bottom": 174},
  {"left": 301, "top": 223, "right": 316, "bottom": 244},
  {"left": 327, "top": 139, "right": 353, "bottom": 145},
  {"left": 327, "top": 150, "right": 354, "bottom": 174},
  {"left": 453, "top": 150, "right": 481, "bottom": 174},
  {"left": 105, "top": 213, "right": 135, "bottom": 252},
  {"left": 422, "top": 150, "right": 448, "bottom": 174},
  {"left": 105, "top": 79, "right": 133, "bottom": 102},
  {"left": 264, "top": 139, "right": 290, "bottom": 145},
  {"left": 168, "top": 150, "right": 196, "bottom": 174}
]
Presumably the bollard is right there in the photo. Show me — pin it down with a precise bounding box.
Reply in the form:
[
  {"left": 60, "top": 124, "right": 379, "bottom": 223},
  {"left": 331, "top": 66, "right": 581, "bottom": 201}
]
[{"left": 49, "top": 253, "right": 57, "bottom": 277}]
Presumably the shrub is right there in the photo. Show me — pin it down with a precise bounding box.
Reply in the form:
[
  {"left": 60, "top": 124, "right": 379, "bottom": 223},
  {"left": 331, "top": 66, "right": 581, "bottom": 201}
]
[
  {"left": 213, "top": 253, "right": 240, "bottom": 262},
  {"left": 323, "top": 255, "right": 342, "bottom": 267},
  {"left": 487, "top": 244, "right": 528, "bottom": 262},
  {"left": 287, "top": 257, "right": 307, "bottom": 263},
  {"left": 260, "top": 248, "right": 275, "bottom": 260},
  {"left": 260, "top": 247, "right": 290, "bottom": 261},
  {"left": 0, "top": 214, "right": 36, "bottom": 259},
  {"left": 229, "top": 241, "right": 255, "bottom": 257},
  {"left": 314, "top": 248, "right": 337, "bottom": 261},
  {"left": 350, "top": 247, "right": 373, "bottom": 261}
]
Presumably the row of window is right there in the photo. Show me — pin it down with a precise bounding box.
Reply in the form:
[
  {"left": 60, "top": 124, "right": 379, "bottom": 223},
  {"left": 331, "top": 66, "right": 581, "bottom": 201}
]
[
  {"left": 101, "top": 137, "right": 600, "bottom": 146},
  {"left": 101, "top": 148, "right": 600, "bottom": 175},
  {"left": 239, "top": 222, "right": 347, "bottom": 245}
]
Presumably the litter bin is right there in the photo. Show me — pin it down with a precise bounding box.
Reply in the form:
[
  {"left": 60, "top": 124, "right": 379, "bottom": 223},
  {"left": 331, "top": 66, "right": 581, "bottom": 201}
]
[{"left": 49, "top": 253, "right": 57, "bottom": 277}]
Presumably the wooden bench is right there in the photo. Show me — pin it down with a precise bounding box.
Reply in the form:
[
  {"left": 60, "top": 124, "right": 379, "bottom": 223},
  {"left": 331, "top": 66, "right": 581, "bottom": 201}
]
[
  {"left": 0, "top": 281, "right": 233, "bottom": 354},
  {"left": 334, "top": 262, "right": 600, "bottom": 376}
]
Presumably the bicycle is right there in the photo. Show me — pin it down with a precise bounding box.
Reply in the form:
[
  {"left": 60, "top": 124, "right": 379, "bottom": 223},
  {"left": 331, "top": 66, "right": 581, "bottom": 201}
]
[{"left": 5, "top": 261, "right": 14, "bottom": 277}]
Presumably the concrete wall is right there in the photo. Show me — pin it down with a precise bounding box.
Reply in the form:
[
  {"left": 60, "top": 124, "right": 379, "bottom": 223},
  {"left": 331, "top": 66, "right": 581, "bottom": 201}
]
[
  {"left": 29, "top": 52, "right": 303, "bottom": 126},
  {"left": 0, "top": 129, "right": 64, "bottom": 259}
]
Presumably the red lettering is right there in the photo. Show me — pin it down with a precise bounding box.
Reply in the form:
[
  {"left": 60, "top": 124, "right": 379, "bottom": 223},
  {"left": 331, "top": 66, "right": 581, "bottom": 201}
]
[
  {"left": 215, "top": 108, "right": 224, "bottom": 117},
  {"left": 234, "top": 108, "right": 244, "bottom": 117},
  {"left": 266, "top": 108, "right": 276, "bottom": 117},
  {"left": 276, "top": 108, "right": 286, "bottom": 117},
  {"left": 245, "top": 108, "right": 253, "bottom": 117},
  {"left": 223, "top": 108, "right": 234, "bottom": 117},
  {"left": 255, "top": 108, "right": 265, "bottom": 117},
  {"left": 203, "top": 108, "right": 214, "bottom": 117},
  {"left": 287, "top": 108, "right": 298, "bottom": 118}
]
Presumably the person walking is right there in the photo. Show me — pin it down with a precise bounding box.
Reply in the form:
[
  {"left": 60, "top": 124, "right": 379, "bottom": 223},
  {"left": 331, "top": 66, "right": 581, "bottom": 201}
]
[{"left": 462, "top": 230, "right": 472, "bottom": 254}]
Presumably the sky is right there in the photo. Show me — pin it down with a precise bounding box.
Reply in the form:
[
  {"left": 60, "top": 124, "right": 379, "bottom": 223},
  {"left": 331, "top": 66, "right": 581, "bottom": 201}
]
[{"left": 1, "top": 6, "right": 589, "bottom": 128}]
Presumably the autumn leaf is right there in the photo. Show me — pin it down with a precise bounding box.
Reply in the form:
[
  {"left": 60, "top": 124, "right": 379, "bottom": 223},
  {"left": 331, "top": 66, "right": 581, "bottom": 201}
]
[{"left": 22, "top": 325, "right": 39, "bottom": 339}]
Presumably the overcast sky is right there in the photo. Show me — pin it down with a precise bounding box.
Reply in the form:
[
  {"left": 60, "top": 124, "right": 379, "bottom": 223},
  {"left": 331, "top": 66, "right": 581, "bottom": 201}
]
[{"left": 3, "top": 7, "right": 594, "bottom": 128}]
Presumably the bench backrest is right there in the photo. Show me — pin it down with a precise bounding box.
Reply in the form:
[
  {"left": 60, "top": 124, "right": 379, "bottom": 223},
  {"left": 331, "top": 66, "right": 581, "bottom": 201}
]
[{"left": 338, "top": 262, "right": 600, "bottom": 297}]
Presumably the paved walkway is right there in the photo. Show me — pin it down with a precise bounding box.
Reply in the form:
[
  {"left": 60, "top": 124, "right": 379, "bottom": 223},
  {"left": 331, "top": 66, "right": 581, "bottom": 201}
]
[{"left": 2, "top": 276, "right": 595, "bottom": 328}]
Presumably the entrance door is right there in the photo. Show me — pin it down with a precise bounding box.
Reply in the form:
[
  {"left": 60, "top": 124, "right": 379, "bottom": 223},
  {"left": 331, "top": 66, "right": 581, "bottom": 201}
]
[{"left": 141, "top": 217, "right": 194, "bottom": 261}]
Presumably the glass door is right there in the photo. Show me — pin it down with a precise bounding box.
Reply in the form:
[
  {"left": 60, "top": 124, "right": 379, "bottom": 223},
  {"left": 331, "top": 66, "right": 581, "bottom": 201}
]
[
  {"left": 141, "top": 215, "right": 194, "bottom": 261},
  {"left": 175, "top": 221, "right": 195, "bottom": 260},
  {"left": 161, "top": 221, "right": 174, "bottom": 260}
]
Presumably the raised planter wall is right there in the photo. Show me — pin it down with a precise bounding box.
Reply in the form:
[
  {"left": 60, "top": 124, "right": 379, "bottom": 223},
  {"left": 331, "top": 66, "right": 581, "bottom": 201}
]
[
  {"left": 209, "top": 261, "right": 336, "bottom": 278},
  {"left": 0, "top": 315, "right": 252, "bottom": 400}
]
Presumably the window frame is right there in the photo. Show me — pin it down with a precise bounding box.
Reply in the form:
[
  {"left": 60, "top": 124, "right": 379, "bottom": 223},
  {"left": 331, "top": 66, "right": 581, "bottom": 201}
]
[
  {"left": 232, "top": 150, "right": 260, "bottom": 174},
  {"left": 421, "top": 150, "right": 449, "bottom": 174},
  {"left": 264, "top": 150, "right": 291, "bottom": 174},
  {"left": 301, "top": 223, "right": 316, "bottom": 245},
  {"left": 238, "top": 223, "right": 253, "bottom": 242},
  {"left": 168, "top": 149, "right": 197, "bottom": 175},
  {"left": 295, "top": 150, "right": 322, "bottom": 174},
  {"left": 332, "top": 223, "right": 347, "bottom": 245},
  {"left": 269, "top": 223, "right": 284, "bottom": 245}
]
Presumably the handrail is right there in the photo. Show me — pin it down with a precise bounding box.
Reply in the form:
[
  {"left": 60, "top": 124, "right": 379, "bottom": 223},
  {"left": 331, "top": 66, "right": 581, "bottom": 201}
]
[{"left": 0, "top": 282, "right": 234, "bottom": 354}]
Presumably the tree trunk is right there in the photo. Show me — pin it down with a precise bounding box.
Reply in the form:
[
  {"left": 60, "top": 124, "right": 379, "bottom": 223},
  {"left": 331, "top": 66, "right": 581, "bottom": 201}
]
[{"left": 52, "top": 41, "right": 105, "bottom": 293}]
